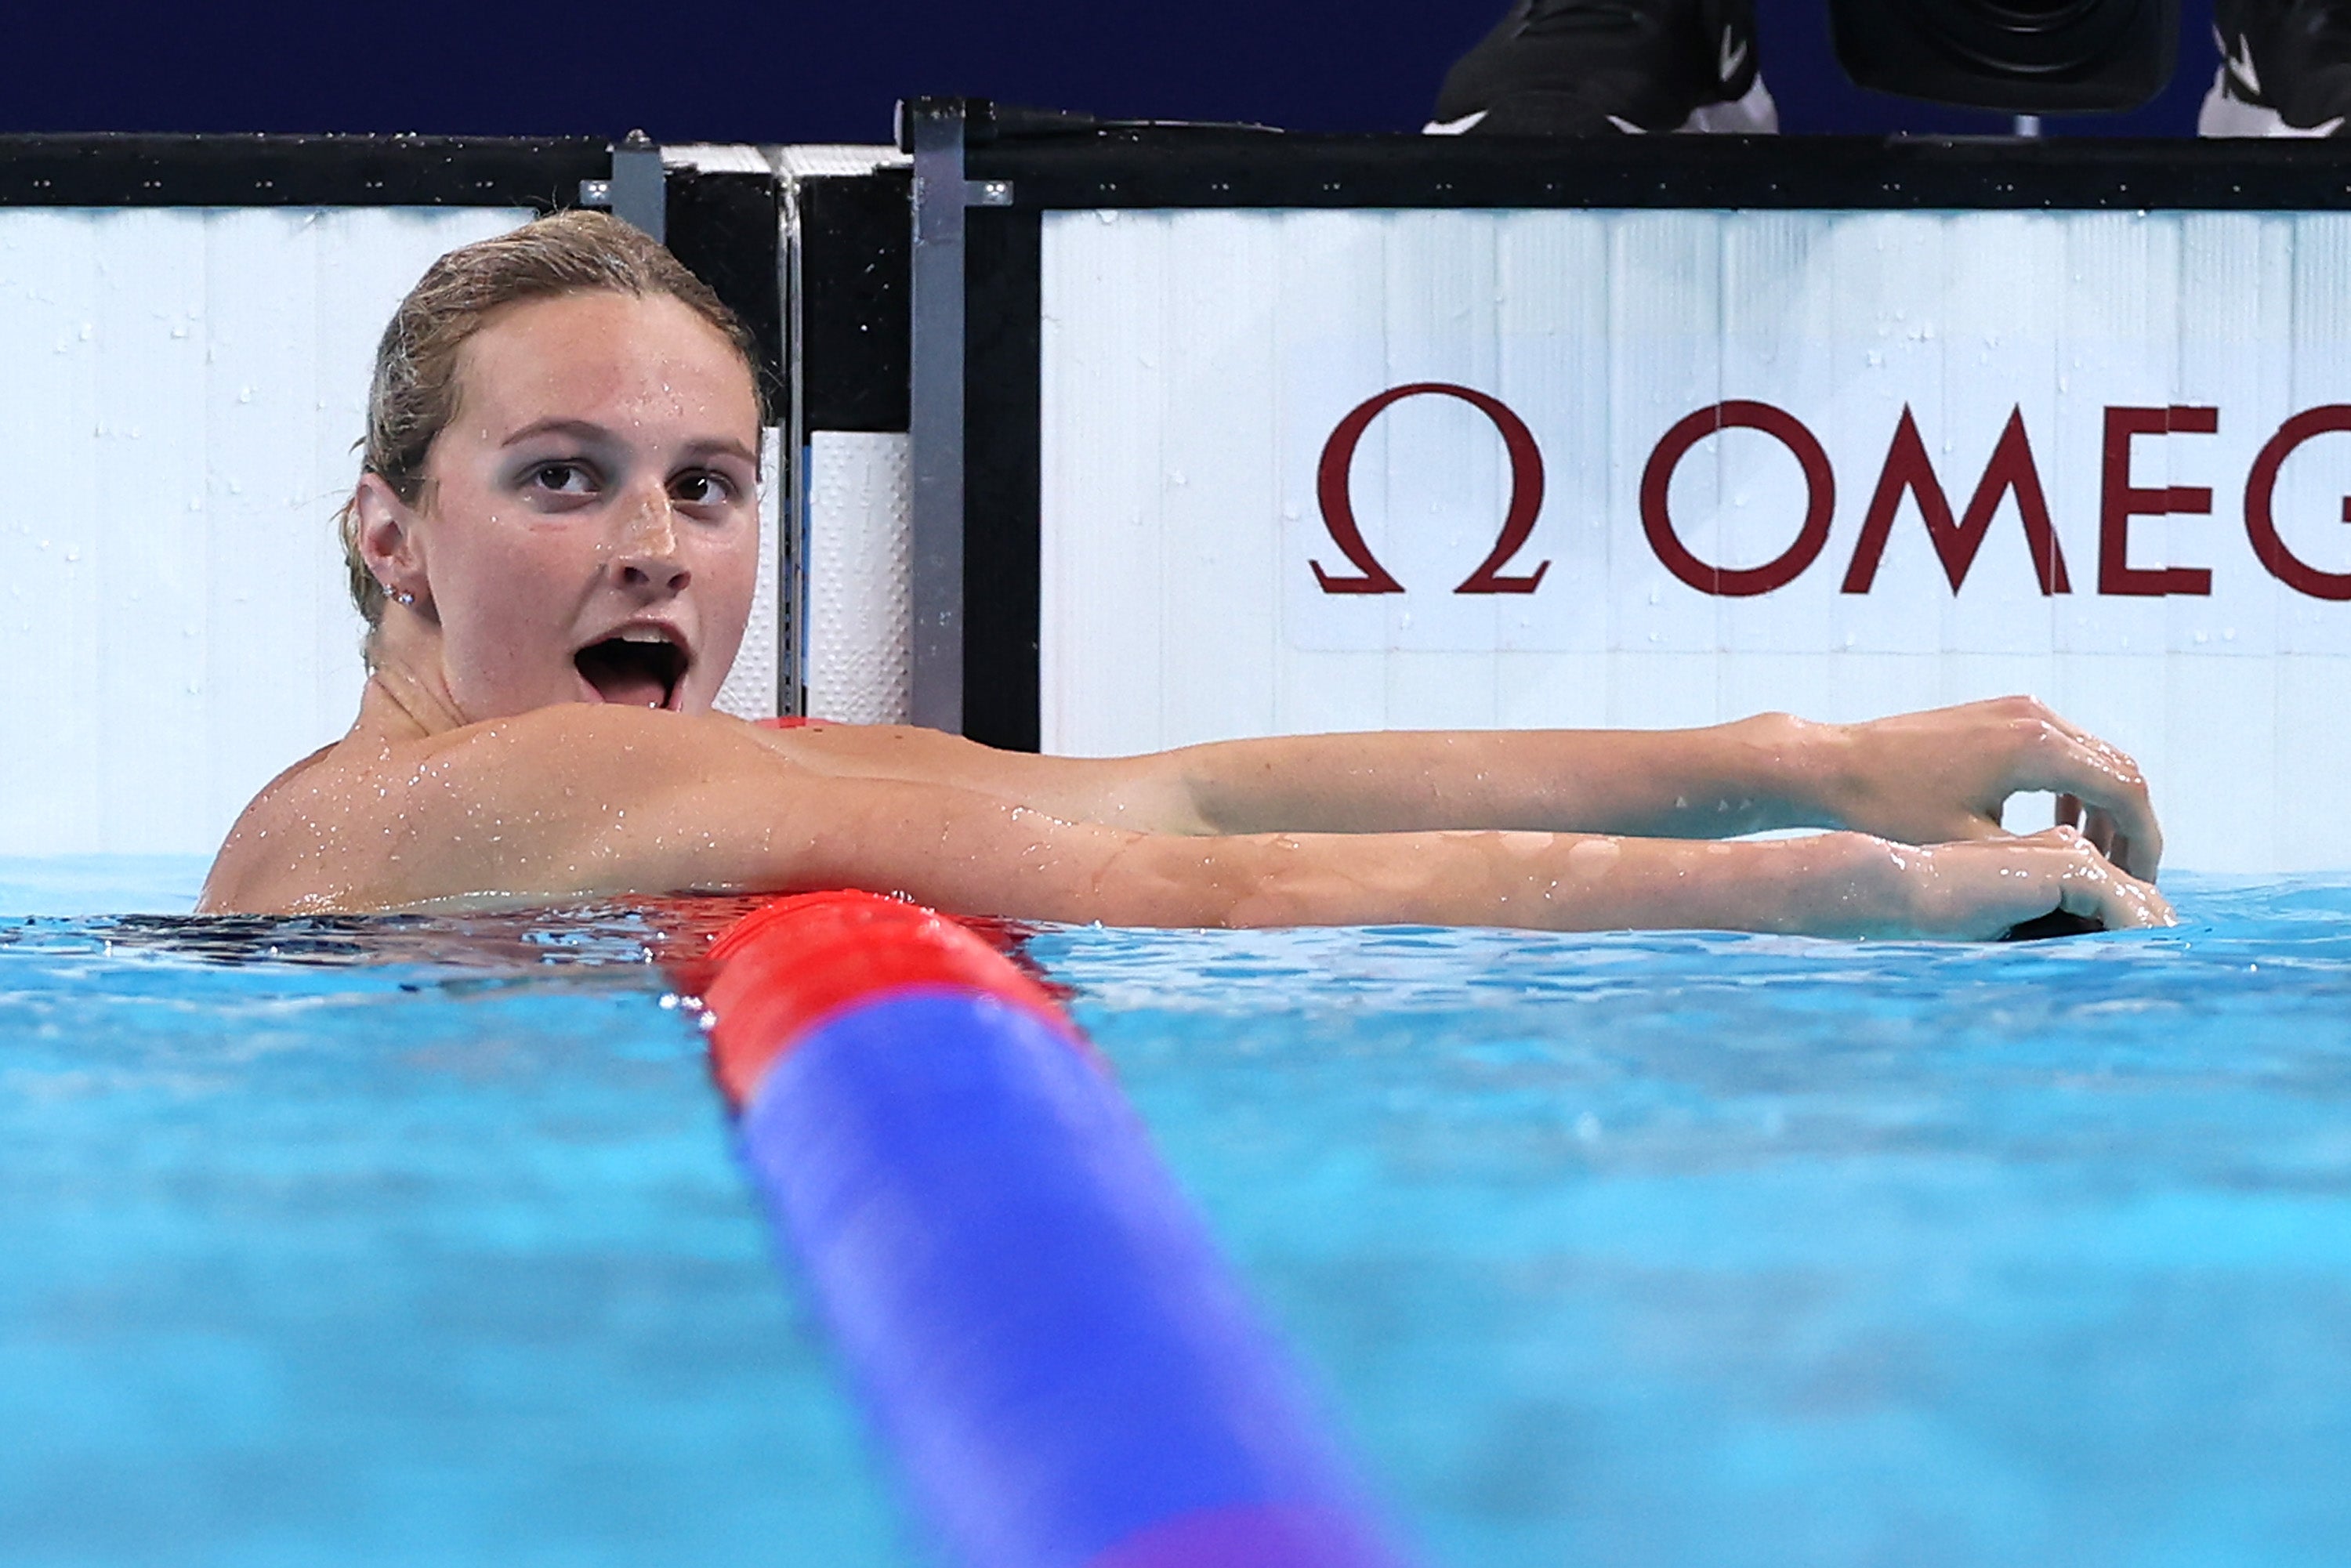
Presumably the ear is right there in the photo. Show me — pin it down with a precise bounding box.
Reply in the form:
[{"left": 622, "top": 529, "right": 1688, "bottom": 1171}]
[{"left": 354, "top": 473, "right": 428, "bottom": 607}]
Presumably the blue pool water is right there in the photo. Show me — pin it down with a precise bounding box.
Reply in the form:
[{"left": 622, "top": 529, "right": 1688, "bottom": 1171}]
[{"left": 4, "top": 859, "right": 2349, "bottom": 1566}]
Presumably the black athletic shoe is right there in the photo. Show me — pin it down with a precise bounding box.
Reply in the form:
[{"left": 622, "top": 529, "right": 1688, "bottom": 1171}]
[
  {"left": 2201, "top": 0, "right": 2351, "bottom": 135},
  {"left": 1427, "top": 0, "right": 1777, "bottom": 136}
]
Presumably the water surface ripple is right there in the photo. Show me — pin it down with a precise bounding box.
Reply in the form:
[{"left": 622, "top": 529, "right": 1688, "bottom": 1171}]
[
  {"left": 3, "top": 867, "right": 2347, "bottom": 1567},
  {"left": 1032, "top": 874, "right": 2351, "bottom": 1568}
]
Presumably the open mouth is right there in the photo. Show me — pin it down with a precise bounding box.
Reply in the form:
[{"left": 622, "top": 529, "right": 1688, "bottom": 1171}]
[{"left": 575, "top": 632, "right": 689, "bottom": 709}]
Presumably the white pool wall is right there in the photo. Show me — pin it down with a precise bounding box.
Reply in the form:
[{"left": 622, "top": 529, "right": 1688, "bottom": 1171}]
[
  {"left": 1037, "top": 207, "right": 2351, "bottom": 874},
  {"left": 10, "top": 172, "right": 2346, "bottom": 875},
  {"left": 0, "top": 203, "right": 782, "bottom": 860}
]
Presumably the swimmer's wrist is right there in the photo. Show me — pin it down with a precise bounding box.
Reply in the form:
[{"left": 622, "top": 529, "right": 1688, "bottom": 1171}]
[
  {"left": 1726, "top": 711, "right": 1846, "bottom": 831},
  {"left": 1771, "top": 828, "right": 1914, "bottom": 938}
]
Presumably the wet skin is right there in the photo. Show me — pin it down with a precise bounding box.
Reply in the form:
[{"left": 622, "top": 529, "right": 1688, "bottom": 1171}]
[{"left": 200, "top": 292, "right": 2175, "bottom": 939}]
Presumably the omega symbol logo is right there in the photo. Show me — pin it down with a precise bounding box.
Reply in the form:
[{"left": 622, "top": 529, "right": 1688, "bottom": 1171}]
[{"left": 1312, "top": 382, "right": 1552, "bottom": 595}]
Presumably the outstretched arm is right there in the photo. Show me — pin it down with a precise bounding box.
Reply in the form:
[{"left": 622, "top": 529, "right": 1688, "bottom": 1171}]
[
  {"left": 206, "top": 705, "right": 2172, "bottom": 937},
  {"left": 761, "top": 696, "right": 2164, "bottom": 878}
]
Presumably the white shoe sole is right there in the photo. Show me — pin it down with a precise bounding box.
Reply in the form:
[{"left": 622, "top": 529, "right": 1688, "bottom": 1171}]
[
  {"left": 2198, "top": 67, "right": 2346, "bottom": 136},
  {"left": 1682, "top": 77, "right": 1779, "bottom": 133},
  {"left": 1422, "top": 74, "right": 1779, "bottom": 136}
]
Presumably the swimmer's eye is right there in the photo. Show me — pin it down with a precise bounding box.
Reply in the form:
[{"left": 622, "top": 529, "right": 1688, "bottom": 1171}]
[
  {"left": 670, "top": 470, "right": 738, "bottom": 508},
  {"left": 527, "top": 461, "right": 599, "bottom": 496}
]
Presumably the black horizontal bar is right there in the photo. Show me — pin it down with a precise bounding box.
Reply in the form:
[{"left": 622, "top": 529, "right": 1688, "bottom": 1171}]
[
  {"left": 968, "top": 132, "right": 2351, "bottom": 211},
  {"left": 0, "top": 134, "right": 610, "bottom": 208}
]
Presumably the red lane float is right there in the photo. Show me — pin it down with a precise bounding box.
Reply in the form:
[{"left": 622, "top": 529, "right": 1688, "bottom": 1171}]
[
  {"left": 700, "top": 890, "right": 1410, "bottom": 1568},
  {"left": 702, "top": 891, "right": 1071, "bottom": 1106}
]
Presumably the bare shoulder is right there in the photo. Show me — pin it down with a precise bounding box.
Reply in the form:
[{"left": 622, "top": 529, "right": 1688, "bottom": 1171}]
[
  {"left": 198, "top": 734, "right": 403, "bottom": 914},
  {"left": 198, "top": 706, "right": 797, "bottom": 915}
]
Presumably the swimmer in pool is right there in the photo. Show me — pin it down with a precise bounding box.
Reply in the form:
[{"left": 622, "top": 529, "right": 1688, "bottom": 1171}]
[{"left": 198, "top": 212, "right": 2175, "bottom": 939}]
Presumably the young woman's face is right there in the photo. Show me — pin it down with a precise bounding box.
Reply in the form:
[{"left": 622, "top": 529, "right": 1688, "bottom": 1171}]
[{"left": 400, "top": 290, "right": 763, "bottom": 722}]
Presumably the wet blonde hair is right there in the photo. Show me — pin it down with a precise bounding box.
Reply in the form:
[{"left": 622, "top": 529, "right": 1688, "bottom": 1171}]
[{"left": 339, "top": 209, "right": 763, "bottom": 654}]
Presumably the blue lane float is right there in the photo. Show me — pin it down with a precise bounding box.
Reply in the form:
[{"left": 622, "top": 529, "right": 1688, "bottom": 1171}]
[{"left": 701, "top": 891, "right": 1410, "bottom": 1568}]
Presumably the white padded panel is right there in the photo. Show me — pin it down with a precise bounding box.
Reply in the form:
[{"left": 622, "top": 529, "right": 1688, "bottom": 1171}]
[
  {"left": 712, "top": 426, "right": 784, "bottom": 721},
  {"left": 806, "top": 430, "right": 912, "bottom": 724},
  {"left": 1039, "top": 207, "right": 2351, "bottom": 872},
  {"left": 0, "top": 206, "right": 530, "bottom": 858},
  {"left": 774, "top": 145, "right": 908, "bottom": 179}
]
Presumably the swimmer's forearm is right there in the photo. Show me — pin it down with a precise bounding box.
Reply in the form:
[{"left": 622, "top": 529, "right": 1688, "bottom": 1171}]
[
  {"left": 755, "top": 715, "right": 1848, "bottom": 844},
  {"left": 744, "top": 755, "right": 1871, "bottom": 933},
  {"left": 1058, "top": 824, "right": 2168, "bottom": 938},
  {"left": 1163, "top": 714, "right": 1841, "bottom": 841},
  {"left": 1177, "top": 830, "right": 1897, "bottom": 935},
  {"left": 859, "top": 814, "right": 1896, "bottom": 936}
]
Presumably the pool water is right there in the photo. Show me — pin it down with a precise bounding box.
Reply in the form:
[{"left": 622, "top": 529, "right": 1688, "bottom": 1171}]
[{"left": 4, "top": 860, "right": 2349, "bottom": 1567}]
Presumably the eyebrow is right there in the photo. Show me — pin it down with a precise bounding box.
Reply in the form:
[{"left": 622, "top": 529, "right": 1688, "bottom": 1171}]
[{"left": 499, "top": 418, "right": 759, "bottom": 466}]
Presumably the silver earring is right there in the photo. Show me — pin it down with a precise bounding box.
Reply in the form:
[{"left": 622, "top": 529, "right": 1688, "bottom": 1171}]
[{"left": 393, "top": 589, "right": 417, "bottom": 607}]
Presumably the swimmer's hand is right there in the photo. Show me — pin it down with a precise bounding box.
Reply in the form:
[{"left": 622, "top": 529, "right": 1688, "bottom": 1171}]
[
  {"left": 1817, "top": 697, "right": 2162, "bottom": 881},
  {"left": 1863, "top": 827, "right": 2176, "bottom": 939}
]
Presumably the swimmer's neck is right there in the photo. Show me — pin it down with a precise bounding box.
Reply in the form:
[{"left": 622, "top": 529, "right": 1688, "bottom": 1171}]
[
  {"left": 354, "top": 600, "right": 480, "bottom": 741},
  {"left": 357, "top": 664, "right": 465, "bottom": 742}
]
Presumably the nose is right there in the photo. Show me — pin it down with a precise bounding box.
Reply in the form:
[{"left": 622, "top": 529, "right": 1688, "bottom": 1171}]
[{"left": 614, "top": 485, "right": 691, "bottom": 594}]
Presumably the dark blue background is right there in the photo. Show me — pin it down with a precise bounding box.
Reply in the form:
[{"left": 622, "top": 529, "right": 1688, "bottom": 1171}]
[{"left": 2, "top": 0, "right": 2215, "bottom": 142}]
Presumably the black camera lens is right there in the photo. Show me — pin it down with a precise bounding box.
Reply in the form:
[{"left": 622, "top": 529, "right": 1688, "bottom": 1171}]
[
  {"left": 1924, "top": 0, "right": 2150, "bottom": 74},
  {"left": 1831, "top": 0, "right": 2176, "bottom": 109}
]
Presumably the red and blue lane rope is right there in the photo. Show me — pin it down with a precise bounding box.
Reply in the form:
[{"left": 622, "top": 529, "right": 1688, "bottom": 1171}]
[{"left": 698, "top": 889, "right": 1411, "bottom": 1568}]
